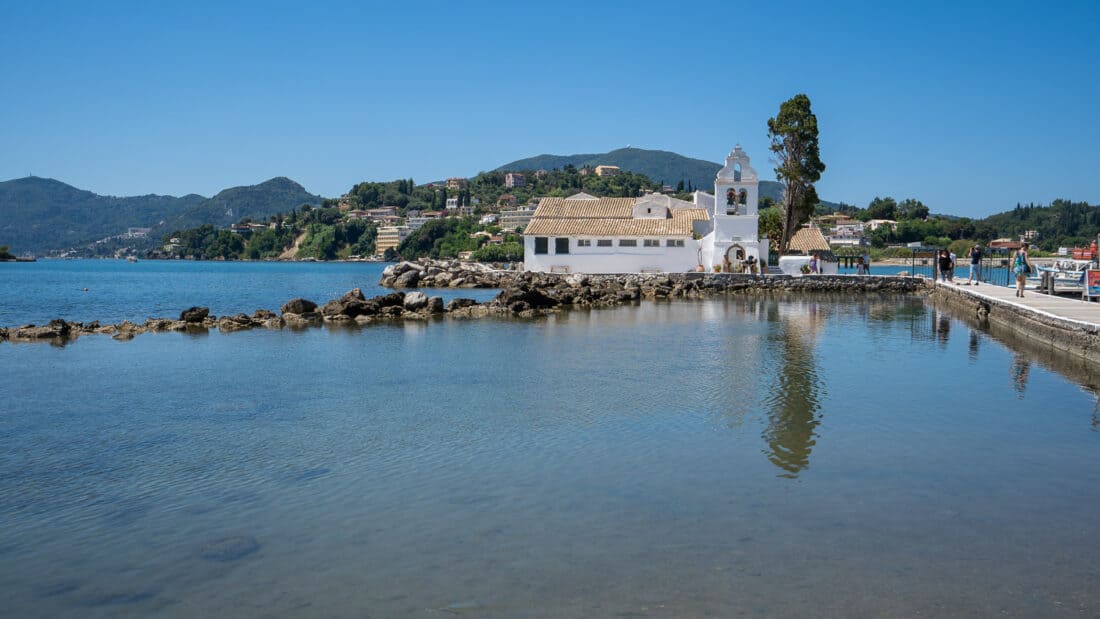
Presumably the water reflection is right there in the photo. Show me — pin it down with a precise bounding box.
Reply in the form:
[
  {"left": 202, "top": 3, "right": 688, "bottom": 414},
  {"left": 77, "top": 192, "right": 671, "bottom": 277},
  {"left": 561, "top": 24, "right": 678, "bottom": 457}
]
[
  {"left": 761, "top": 301, "right": 825, "bottom": 478},
  {"left": 1010, "top": 353, "right": 1031, "bottom": 398}
]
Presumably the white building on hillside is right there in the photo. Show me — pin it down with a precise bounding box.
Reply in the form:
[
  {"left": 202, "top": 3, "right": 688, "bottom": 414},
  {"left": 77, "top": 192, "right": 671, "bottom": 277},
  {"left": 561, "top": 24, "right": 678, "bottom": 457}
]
[{"left": 523, "top": 145, "right": 765, "bottom": 273}]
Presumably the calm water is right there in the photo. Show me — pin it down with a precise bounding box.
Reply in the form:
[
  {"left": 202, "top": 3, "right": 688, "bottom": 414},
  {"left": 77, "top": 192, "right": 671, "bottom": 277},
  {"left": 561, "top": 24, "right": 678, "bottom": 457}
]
[
  {"left": 3, "top": 264, "right": 1100, "bottom": 618},
  {"left": 0, "top": 260, "right": 498, "bottom": 326}
]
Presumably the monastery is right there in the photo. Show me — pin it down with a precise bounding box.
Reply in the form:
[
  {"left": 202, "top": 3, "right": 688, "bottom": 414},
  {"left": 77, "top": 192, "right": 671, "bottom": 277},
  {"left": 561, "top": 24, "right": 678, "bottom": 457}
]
[{"left": 523, "top": 145, "right": 764, "bottom": 274}]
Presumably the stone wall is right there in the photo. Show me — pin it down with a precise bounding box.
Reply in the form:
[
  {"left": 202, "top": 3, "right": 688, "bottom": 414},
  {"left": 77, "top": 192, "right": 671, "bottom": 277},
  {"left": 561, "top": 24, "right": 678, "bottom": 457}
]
[{"left": 930, "top": 285, "right": 1100, "bottom": 365}]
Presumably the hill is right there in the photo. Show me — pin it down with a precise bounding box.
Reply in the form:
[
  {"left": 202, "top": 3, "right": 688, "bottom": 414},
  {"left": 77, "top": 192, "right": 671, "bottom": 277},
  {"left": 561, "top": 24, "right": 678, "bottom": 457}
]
[
  {"left": 495, "top": 147, "right": 789, "bottom": 204},
  {"left": 164, "top": 177, "right": 322, "bottom": 231},
  {"left": 0, "top": 176, "right": 321, "bottom": 254}
]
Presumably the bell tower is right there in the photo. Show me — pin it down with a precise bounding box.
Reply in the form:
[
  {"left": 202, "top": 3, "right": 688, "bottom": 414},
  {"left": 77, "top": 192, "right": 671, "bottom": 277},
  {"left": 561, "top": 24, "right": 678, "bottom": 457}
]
[{"left": 714, "top": 145, "right": 759, "bottom": 218}]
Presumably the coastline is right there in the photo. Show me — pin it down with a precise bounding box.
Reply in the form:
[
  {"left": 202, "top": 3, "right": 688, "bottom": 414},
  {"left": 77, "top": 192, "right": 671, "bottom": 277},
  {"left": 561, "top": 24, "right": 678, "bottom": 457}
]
[{"left": 0, "top": 271, "right": 928, "bottom": 344}]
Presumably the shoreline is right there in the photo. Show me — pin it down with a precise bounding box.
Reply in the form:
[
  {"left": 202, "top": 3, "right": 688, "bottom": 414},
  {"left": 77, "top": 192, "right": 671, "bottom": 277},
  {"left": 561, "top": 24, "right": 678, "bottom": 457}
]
[{"left": 0, "top": 272, "right": 927, "bottom": 344}]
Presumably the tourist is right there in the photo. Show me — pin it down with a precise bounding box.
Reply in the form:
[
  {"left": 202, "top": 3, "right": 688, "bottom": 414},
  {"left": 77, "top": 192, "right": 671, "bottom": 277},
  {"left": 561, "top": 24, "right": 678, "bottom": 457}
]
[
  {"left": 938, "top": 249, "right": 953, "bottom": 282},
  {"left": 948, "top": 249, "right": 957, "bottom": 281},
  {"left": 722, "top": 255, "right": 731, "bottom": 273},
  {"left": 1013, "top": 243, "right": 1033, "bottom": 298},
  {"left": 808, "top": 253, "right": 818, "bottom": 275},
  {"left": 968, "top": 244, "right": 982, "bottom": 286},
  {"left": 855, "top": 256, "right": 866, "bottom": 275},
  {"left": 746, "top": 255, "right": 757, "bottom": 275}
]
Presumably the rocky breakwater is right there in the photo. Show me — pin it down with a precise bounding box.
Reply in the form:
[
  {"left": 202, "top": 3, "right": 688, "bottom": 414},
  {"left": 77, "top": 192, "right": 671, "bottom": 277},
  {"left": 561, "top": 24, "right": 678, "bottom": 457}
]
[{"left": 379, "top": 260, "right": 505, "bottom": 289}]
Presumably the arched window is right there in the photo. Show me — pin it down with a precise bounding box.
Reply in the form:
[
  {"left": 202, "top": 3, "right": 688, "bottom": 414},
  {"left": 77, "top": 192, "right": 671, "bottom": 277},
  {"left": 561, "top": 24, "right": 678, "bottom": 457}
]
[
  {"left": 733, "top": 163, "right": 742, "bottom": 182},
  {"left": 738, "top": 189, "right": 748, "bottom": 205}
]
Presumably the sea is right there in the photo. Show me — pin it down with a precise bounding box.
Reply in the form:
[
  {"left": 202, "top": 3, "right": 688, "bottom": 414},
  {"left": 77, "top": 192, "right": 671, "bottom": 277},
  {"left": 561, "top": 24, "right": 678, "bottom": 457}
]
[{"left": 2, "top": 260, "right": 1099, "bottom": 618}]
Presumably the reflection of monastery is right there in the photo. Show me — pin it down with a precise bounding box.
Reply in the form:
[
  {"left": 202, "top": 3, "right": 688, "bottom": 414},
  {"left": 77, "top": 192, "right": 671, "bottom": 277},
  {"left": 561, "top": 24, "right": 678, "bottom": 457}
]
[{"left": 523, "top": 146, "right": 764, "bottom": 274}]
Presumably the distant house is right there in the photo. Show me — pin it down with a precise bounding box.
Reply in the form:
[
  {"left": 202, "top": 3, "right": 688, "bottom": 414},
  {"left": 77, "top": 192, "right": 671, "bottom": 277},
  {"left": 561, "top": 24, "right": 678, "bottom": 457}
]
[
  {"left": 229, "top": 224, "right": 252, "bottom": 235},
  {"left": 534, "top": 169, "right": 548, "bottom": 179},
  {"left": 126, "top": 227, "right": 153, "bottom": 238},
  {"left": 446, "top": 197, "right": 459, "bottom": 210},
  {"left": 989, "top": 238, "right": 1023, "bottom": 250},
  {"left": 866, "top": 219, "right": 898, "bottom": 232},
  {"left": 505, "top": 173, "right": 526, "bottom": 188},
  {"left": 446, "top": 177, "right": 468, "bottom": 190},
  {"left": 347, "top": 210, "right": 370, "bottom": 220},
  {"left": 375, "top": 226, "right": 410, "bottom": 256},
  {"left": 579, "top": 167, "right": 592, "bottom": 176},
  {"left": 368, "top": 206, "right": 398, "bottom": 220},
  {"left": 594, "top": 165, "right": 621, "bottom": 177},
  {"left": 500, "top": 206, "right": 537, "bottom": 232},
  {"left": 498, "top": 193, "right": 517, "bottom": 207}
]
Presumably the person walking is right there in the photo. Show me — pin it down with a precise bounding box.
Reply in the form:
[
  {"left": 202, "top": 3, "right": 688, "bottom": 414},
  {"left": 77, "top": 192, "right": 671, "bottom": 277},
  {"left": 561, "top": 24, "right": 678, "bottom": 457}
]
[
  {"left": 968, "top": 244, "right": 982, "bottom": 286},
  {"left": 948, "top": 249, "right": 957, "bottom": 281},
  {"left": 1013, "top": 243, "right": 1032, "bottom": 297},
  {"left": 938, "top": 249, "right": 953, "bottom": 282}
]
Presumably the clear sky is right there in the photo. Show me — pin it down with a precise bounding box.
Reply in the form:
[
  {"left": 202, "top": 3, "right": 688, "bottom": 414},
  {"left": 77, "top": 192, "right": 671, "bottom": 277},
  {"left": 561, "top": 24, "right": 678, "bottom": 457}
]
[{"left": 2, "top": 0, "right": 1097, "bottom": 217}]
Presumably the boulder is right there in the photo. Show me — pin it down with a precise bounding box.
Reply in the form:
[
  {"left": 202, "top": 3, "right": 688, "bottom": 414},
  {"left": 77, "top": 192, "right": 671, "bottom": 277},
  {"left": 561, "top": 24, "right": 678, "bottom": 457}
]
[
  {"left": 251, "top": 309, "right": 277, "bottom": 321},
  {"left": 341, "top": 288, "right": 366, "bottom": 303},
  {"left": 496, "top": 285, "right": 559, "bottom": 309},
  {"left": 280, "top": 298, "right": 317, "bottom": 315},
  {"left": 375, "top": 292, "right": 405, "bottom": 308},
  {"left": 13, "top": 319, "right": 73, "bottom": 339},
  {"left": 404, "top": 291, "right": 429, "bottom": 311},
  {"left": 179, "top": 306, "right": 210, "bottom": 323},
  {"left": 427, "top": 296, "right": 445, "bottom": 314},
  {"left": 446, "top": 298, "right": 478, "bottom": 312},
  {"left": 393, "top": 269, "right": 420, "bottom": 289}
]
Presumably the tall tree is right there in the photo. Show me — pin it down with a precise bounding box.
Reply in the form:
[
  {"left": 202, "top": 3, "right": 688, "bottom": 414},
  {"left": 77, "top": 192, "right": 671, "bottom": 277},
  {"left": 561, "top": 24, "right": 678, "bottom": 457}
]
[{"left": 768, "top": 94, "right": 826, "bottom": 253}]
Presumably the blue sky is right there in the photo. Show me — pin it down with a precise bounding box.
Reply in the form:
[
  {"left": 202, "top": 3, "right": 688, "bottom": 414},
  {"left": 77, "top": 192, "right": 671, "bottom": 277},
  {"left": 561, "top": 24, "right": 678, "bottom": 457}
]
[{"left": 2, "top": 0, "right": 1097, "bottom": 217}]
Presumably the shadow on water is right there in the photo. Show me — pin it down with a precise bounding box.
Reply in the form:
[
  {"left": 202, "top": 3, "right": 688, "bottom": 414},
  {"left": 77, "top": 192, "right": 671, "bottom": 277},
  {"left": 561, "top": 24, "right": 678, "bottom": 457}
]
[{"left": 759, "top": 300, "right": 826, "bottom": 478}]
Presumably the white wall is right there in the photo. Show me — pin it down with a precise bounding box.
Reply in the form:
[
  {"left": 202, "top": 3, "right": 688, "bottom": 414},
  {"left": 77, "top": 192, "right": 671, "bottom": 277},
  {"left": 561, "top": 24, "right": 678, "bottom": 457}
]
[{"left": 524, "top": 236, "right": 702, "bottom": 273}]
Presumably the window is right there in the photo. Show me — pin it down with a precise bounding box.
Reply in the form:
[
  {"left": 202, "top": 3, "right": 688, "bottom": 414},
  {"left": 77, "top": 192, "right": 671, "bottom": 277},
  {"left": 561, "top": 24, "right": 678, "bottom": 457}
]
[
  {"left": 597, "top": 239, "right": 612, "bottom": 247},
  {"left": 577, "top": 239, "right": 591, "bottom": 247},
  {"left": 666, "top": 239, "right": 685, "bottom": 247},
  {"left": 555, "top": 237, "right": 570, "bottom": 254},
  {"left": 643, "top": 239, "right": 660, "bottom": 247},
  {"left": 619, "top": 239, "right": 637, "bottom": 247},
  {"left": 534, "top": 237, "right": 548, "bottom": 254}
]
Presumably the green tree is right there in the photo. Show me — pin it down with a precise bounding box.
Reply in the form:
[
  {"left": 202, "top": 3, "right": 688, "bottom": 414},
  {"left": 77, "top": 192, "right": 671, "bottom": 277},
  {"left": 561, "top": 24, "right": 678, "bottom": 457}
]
[
  {"left": 768, "top": 94, "right": 826, "bottom": 253},
  {"left": 758, "top": 207, "right": 783, "bottom": 250},
  {"left": 865, "top": 197, "right": 898, "bottom": 221},
  {"left": 897, "top": 198, "right": 929, "bottom": 220}
]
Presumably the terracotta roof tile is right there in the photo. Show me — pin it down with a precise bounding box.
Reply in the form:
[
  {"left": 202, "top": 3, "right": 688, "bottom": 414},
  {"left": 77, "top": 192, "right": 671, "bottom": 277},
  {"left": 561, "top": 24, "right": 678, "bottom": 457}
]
[{"left": 524, "top": 197, "right": 709, "bottom": 237}]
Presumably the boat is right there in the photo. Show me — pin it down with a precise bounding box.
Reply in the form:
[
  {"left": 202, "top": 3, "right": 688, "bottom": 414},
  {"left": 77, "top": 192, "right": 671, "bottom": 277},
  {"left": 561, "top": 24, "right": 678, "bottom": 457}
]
[
  {"left": 1036, "top": 259, "right": 1091, "bottom": 294},
  {"left": 126, "top": 256, "right": 138, "bottom": 263}
]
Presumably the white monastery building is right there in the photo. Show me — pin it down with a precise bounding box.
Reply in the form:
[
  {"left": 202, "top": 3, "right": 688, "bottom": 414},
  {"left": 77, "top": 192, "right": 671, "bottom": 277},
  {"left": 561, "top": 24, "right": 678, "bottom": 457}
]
[{"left": 523, "top": 145, "right": 764, "bottom": 273}]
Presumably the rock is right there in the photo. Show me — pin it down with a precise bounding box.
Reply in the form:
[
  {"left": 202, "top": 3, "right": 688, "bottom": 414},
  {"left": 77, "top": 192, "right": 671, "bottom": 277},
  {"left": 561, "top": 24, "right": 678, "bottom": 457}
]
[
  {"left": 179, "top": 306, "right": 209, "bottom": 323},
  {"left": 446, "top": 298, "right": 479, "bottom": 312},
  {"left": 14, "top": 319, "right": 71, "bottom": 339},
  {"left": 144, "top": 318, "right": 174, "bottom": 331},
  {"left": 199, "top": 536, "right": 260, "bottom": 562},
  {"left": 404, "top": 291, "right": 429, "bottom": 311},
  {"left": 251, "top": 309, "right": 277, "bottom": 320},
  {"left": 280, "top": 298, "right": 317, "bottom": 315},
  {"left": 427, "top": 296, "right": 445, "bottom": 314},
  {"left": 341, "top": 288, "right": 366, "bottom": 303},
  {"left": 393, "top": 269, "right": 420, "bottom": 289},
  {"left": 496, "top": 285, "right": 559, "bottom": 309},
  {"left": 376, "top": 292, "right": 405, "bottom": 308}
]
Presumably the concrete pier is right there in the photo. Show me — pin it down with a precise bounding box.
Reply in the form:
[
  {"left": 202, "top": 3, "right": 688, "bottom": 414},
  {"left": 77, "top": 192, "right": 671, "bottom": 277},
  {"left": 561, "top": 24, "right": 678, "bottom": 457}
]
[{"left": 931, "top": 279, "right": 1100, "bottom": 365}]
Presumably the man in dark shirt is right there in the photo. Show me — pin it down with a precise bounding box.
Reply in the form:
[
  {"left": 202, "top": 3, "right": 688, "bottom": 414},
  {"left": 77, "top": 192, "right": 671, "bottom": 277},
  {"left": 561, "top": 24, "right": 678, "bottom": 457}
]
[{"left": 968, "top": 244, "right": 982, "bottom": 286}]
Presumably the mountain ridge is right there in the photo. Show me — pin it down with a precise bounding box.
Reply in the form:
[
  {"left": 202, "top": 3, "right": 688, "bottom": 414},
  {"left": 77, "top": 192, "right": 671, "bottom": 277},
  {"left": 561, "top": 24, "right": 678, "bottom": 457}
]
[
  {"left": 0, "top": 176, "right": 321, "bottom": 254},
  {"left": 494, "top": 146, "right": 847, "bottom": 209}
]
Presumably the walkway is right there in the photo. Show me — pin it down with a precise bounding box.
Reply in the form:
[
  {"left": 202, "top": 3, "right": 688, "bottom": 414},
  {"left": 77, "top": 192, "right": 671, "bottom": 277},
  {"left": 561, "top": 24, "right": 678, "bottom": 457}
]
[{"left": 935, "top": 279, "right": 1100, "bottom": 327}]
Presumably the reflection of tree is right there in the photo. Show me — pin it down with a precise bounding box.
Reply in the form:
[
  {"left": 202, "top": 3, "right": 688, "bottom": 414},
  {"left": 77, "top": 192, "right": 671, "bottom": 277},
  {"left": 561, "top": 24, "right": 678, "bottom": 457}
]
[
  {"left": 1011, "top": 353, "right": 1031, "bottom": 398},
  {"left": 761, "top": 304, "right": 823, "bottom": 478}
]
